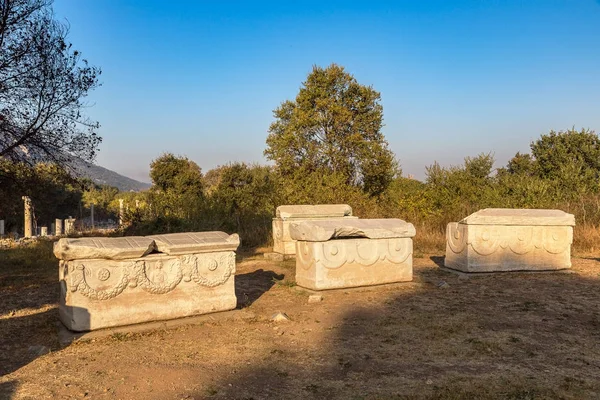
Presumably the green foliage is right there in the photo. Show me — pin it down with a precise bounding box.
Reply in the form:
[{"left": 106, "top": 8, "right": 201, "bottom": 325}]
[
  {"left": 207, "top": 163, "right": 277, "bottom": 246},
  {"left": 124, "top": 125, "right": 600, "bottom": 254},
  {"left": 82, "top": 185, "right": 120, "bottom": 220},
  {"left": 148, "top": 153, "right": 204, "bottom": 220},
  {"left": 150, "top": 153, "right": 204, "bottom": 196},
  {"left": 424, "top": 153, "right": 499, "bottom": 224},
  {"left": 529, "top": 128, "right": 600, "bottom": 195},
  {"left": 265, "top": 64, "right": 396, "bottom": 196},
  {"left": 505, "top": 152, "right": 535, "bottom": 176},
  {"left": 0, "top": 160, "right": 82, "bottom": 233}
]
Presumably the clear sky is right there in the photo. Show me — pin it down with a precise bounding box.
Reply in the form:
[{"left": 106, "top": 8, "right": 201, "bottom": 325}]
[{"left": 52, "top": 0, "right": 600, "bottom": 183}]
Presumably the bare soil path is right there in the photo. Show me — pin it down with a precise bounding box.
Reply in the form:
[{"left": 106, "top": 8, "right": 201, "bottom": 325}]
[{"left": 1, "top": 244, "right": 599, "bottom": 399}]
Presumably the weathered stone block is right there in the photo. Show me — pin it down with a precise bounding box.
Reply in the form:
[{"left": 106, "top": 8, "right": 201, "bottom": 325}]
[
  {"left": 291, "top": 219, "right": 416, "bottom": 290},
  {"left": 272, "top": 204, "right": 358, "bottom": 256},
  {"left": 148, "top": 231, "right": 239, "bottom": 255},
  {"left": 54, "top": 237, "right": 155, "bottom": 261},
  {"left": 445, "top": 208, "right": 575, "bottom": 273},
  {"left": 55, "top": 232, "right": 239, "bottom": 331}
]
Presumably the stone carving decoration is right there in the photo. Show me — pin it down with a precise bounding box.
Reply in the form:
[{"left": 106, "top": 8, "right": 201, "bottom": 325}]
[
  {"left": 292, "top": 218, "right": 416, "bottom": 290},
  {"left": 56, "top": 231, "right": 240, "bottom": 331},
  {"left": 68, "top": 252, "right": 236, "bottom": 300},
  {"left": 445, "top": 208, "right": 575, "bottom": 272},
  {"left": 296, "top": 238, "right": 411, "bottom": 270},
  {"left": 97, "top": 268, "right": 111, "bottom": 281}
]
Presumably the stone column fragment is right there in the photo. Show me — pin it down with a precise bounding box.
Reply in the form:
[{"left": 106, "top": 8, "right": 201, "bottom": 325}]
[
  {"left": 55, "top": 219, "right": 63, "bottom": 236},
  {"left": 22, "top": 196, "right": 33, "bottom": 237},
  {"left": 64, "top": 218, "right": 76, "bottom": 235}
]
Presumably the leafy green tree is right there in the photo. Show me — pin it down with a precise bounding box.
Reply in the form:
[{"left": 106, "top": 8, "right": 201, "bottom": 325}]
[
  {"left": 265, "top": 64, "right": 397, "bottom": 196},
  {"left": 149, "top": 153, "right": 204, "bottom": 219},
  {"left": 0, "top": 0, "right": 102, "bottom": 164},
  {"left": 504, "top": 152, "right": 536, "bottom": 176},
  {"left": 529, "top": 128, "right": 600, "bottom": 193},
  {"left": 150, "top": 153, "right": 203, "bottom": 196},
  {"left": 208, "top": 163, "right": 276, "bottom": 245},
  {"left": 425, "top": 153, "right": 499, "bottom": 223}
]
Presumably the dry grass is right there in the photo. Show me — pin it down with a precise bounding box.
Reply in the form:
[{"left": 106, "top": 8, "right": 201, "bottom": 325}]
[
  {"left": 413, "top": 223, "right": 446, "bottom": 256},
  {"left": 572, "top": 224, "right": 600, "bottom": 256}
]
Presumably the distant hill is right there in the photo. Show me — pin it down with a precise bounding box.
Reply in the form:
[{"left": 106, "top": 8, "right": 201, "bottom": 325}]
[{"left": 68, "top": 158, "right": 151, "bottom": 192}]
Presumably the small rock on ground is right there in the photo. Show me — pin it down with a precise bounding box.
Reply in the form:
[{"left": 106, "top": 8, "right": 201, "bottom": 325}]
[
  {"left": 271, "top": 312, "right": 291, "bottom": 322},
  {"left": 308, "top": 294, "right": 323, "bottom": 303},
  {"left": 28, "top": 345, "right": 50, "bottom": 356},
  {"left": 437, "top": 281, "right": 450, "bottom": 289}
]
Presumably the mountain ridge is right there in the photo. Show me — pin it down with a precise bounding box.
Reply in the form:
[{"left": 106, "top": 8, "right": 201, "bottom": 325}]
[{"left": 69, "top": 158, "right": 151, "bottom": 192}]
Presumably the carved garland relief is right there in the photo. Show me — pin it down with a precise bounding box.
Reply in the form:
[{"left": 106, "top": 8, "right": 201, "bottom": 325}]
[
  {"left": 273, "top": 222, "right": 283, "bottom": 240},
  {"left": 297, "top": 238, "right": 412, "bottom": 270},
  {"left": 446, "top": 224, "right": 572, "bottom": 256},
  {"left": 67, "top": 252, "right": 235, "bottom": 301}
]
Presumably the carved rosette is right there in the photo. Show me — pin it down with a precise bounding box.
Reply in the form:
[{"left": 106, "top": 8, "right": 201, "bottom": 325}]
[
  {"left": 66, "top": 252, "right": 235, "bottom": 300},
  {"left": 68, "top": 264, "right": 131, "bottom": 301},
  {"left": 192, "top": 252, "right": 235, "bottom": 287}
]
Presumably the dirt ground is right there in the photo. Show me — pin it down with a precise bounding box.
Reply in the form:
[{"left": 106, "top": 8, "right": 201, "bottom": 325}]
[{"left": 1, "top": 245, "right": 600, "bottom": 400}]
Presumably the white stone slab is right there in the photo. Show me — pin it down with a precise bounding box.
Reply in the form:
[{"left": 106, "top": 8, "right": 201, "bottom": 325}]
[
  {"left": 272, "top": 204, "right": 358, "bottom": 256},
  {"left": 460, "top": 208, "right": 575, "bottom": 226},
  {"left": 54, "top": 237, "right": 155, "bottom": 261},
  {"left": 295, "top": 236, "right": 413, "bottom": 290},
  {"left": 445, "top": 208, "right": 575, "bottom": 272},
  {"left": 147, "top": 232, "right": 239, "bottom": 255},
  {"left": 289, "top": 219, "right": 416, "bottom": 242},
  {"left": 59, "top": 251, "right": 237, "bottom": 331},
  {"left": 276, "top": 204, "right": 352, "bottom": 220}
]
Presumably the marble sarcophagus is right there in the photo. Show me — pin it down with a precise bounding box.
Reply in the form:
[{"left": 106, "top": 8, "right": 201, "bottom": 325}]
[
  {"left": 290, "top": 219, "right": 416, "bottom": 290},
  {"left": 272, "top": 204, "right": 358, "bottom": 257},
  {"left": 444, "top": 208, "right": 575, "bottom": 273},
  {"left": 55, "top": 232, "right": 239, "bottom": 331}
]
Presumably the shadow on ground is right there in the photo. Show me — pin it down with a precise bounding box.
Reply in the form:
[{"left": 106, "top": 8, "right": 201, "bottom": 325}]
[
  {"left": 0, "top": 309, "right": 60, "bottom": 376},
  {"left": 0, "top": 381, "right": 17, "bottom": 400},
  {"left": 429, "top": 255, "right": 445, "bottom": 268},
  {"left": 235, "top": 269, "right": 284, "bottom": 308},
  {"left": 202, "top": 262, "right": 600, "bottom": 399}
]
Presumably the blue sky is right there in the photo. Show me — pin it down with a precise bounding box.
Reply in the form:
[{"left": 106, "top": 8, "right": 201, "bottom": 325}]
[{"left": 52, "top": 0, "right": 600, "bottom": 182}]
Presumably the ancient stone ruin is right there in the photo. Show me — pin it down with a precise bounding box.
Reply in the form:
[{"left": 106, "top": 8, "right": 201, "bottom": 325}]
[
  {"left": 445, "top": 208, "right": 575, "bottom": 272},
  {"left": 22, "top": 196, "right": 33, "bottom": 237},
  {"left": 290, "top": 218, "right": 416, "bottom": 290},
  {"left": 272, "top": 204, "right": 358, "bottom": 257},
  {"left": 54, "top": 232, "right": 240, "bottom": 331}
]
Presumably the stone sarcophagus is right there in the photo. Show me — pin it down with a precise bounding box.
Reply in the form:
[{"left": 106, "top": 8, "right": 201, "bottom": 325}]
[
  {"left": 445, "top": 208, "right": 575, "bottom": 273},
  {"left": 55, "top": 232, "right": 239, "bottom": 331},
  {"left": 272, "top": 204, "right": 358, "bottom": 256},
  {"left": 290, "top": 219, "right": 416, "bottom": 290}
]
